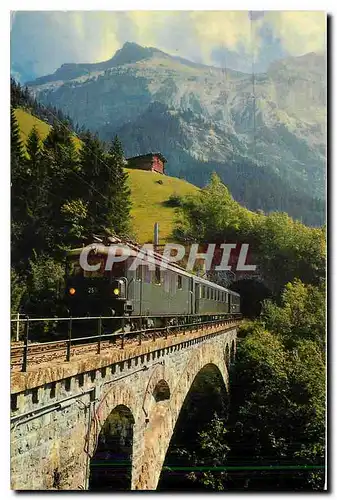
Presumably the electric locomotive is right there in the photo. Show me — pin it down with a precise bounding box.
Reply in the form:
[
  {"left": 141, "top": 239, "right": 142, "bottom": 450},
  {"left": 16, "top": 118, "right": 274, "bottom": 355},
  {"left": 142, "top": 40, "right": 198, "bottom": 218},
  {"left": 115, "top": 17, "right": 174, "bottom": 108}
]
[{"left": 64, "top": 237, "right": 241, "bottom": 324}]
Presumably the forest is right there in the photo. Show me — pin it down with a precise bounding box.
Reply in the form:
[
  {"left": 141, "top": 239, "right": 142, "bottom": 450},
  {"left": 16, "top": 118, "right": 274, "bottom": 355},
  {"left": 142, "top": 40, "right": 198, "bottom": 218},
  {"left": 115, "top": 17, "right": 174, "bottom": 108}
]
[
  {"left": 159, "top": 176, "right": 326, "bottom": 491},
  {"left": 11, "top": 80, "right": 132, "bottom": 320}
]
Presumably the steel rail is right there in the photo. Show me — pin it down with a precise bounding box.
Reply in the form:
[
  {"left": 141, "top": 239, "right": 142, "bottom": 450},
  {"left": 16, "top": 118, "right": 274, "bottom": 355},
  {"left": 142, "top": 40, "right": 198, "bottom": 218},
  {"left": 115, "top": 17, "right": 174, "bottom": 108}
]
[{"left": 11, "top": 316, "right": 241, "bottom": 371}]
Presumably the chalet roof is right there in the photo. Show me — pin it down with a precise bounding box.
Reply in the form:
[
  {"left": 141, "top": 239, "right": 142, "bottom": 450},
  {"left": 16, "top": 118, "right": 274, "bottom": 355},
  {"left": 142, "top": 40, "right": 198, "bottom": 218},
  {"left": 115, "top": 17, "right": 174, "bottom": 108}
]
[{"left": 126, "top": 152, "right": 167, "bottom": 163}]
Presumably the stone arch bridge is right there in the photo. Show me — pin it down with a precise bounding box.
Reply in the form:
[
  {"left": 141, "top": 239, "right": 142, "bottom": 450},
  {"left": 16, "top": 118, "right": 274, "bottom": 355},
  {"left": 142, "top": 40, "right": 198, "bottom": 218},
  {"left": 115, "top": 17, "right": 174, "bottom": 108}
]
[{"left": 11, "top": 321, "right": 238, "bottom": 490}]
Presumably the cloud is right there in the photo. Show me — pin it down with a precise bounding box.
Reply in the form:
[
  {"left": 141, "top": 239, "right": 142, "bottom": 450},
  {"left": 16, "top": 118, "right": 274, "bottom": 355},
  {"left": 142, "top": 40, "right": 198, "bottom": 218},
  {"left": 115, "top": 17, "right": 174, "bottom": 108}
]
[
  {"left": 265, "top": 11, "right": 326, "bottom": 55},
  {"left": 10, "top": 11, "right": 326, "bottom": 82}
]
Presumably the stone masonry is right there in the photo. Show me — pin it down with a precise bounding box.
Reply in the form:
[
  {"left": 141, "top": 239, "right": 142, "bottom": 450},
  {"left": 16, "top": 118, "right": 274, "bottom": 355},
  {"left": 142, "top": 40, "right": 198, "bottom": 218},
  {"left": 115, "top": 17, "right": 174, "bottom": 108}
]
[{"left": 11, "top": 322, "right": 238, "bottom": 490}]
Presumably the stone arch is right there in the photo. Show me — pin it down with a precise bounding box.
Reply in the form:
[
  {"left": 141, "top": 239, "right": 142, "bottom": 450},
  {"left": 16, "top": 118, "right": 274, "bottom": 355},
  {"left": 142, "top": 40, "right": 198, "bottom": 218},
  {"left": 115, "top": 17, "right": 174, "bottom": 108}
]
[
  {"left": 153, "top": 380, "right": 170, "bottom": 402},
  {"left": 133, "top": 342, "right": 229, "bottom": 490},
  {"left": 88, "top": 382, "right": 138, "bottom": 458},
  {"left": 89, "top": 404, "right": 135, "bottom": 491},
  {"left": 142, "top": 363, "right": 170, "bottom": 418}
]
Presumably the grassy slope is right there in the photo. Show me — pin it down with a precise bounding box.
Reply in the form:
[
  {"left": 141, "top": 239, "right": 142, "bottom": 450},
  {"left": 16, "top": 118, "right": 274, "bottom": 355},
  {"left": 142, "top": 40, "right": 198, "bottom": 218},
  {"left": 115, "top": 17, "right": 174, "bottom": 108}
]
[
  {"left": 126, "top": 169, "right": 198, "bottom": 243},
  {"left": 15, "top": 108, "right": 51, "bottom": 145},
  {"left": 16, "top": 108, "right": 199, "bottom": 243},
  {"left": 14, "top": 108, "right": 82, "bottom": 150}
]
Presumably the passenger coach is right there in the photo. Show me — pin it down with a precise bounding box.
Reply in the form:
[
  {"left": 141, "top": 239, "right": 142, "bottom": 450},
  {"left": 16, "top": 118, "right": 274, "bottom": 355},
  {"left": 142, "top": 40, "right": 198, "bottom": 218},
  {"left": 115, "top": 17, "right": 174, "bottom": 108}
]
[{"left": 65, "top": 238, "right": 241, "bottom": 321}]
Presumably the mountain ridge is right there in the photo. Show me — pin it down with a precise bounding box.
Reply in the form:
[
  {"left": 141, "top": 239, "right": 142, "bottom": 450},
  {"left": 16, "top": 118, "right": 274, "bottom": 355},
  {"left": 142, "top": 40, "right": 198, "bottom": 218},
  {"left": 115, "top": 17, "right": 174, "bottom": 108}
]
[
  {"left": 26, "top": 42, "right": 326, "bottom": 225},
  {"left": 26, "top": 41, "right": 247, "bottom": 86}
]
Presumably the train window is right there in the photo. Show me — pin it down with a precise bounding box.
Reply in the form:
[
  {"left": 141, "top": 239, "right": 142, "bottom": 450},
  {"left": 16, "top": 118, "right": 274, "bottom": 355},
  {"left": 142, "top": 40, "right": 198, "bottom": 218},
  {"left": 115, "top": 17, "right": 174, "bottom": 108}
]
[
  {"left": 136, "top": 264, "right": 142, "bottom": 281},
  {"left": 177, "top": 275, "right": 183, "bottom": 290},
  {"left": 83, "top": 254, "right": 106, "bottom": 278},
  {"left": 202, "top": 286, "right": 206, "bottom": 299},
  {"left": 208, "top": 288, "right": 211, "bottom": 300}
]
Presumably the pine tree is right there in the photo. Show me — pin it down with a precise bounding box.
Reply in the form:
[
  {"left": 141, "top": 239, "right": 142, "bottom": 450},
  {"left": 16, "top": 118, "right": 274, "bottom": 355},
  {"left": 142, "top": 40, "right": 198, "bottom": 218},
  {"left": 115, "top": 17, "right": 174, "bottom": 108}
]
[
  {"left": 11, "top": 107, "right": 38, "bottom": 269},
  {"left": 44, "top": 120, "right": 78, "bottom": 197},
  {"left": 42, "top": 121, "right": 80, "bottom": 252},
  {"left": 11, "top": 106, "right": 26, "bottom": 234},
  {"left": 25, "top": 125, "right": 48, "bottom": 222},
  {"left": 11, "top": 107, "right": 24, "bottom": 167},
  {"left": 104, "top": 135, "right": 132, "bottom": 236},
  {"left": 78, "top": 130, "right": 107, "bottom": 235},
  {"left": 26, "top": 125, "right": 42, "bottom": 172}
]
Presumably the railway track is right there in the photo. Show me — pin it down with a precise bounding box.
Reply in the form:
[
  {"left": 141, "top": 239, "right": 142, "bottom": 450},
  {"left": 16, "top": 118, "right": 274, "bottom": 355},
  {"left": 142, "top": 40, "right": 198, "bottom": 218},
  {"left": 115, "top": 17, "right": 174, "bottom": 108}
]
[
  {"left": 11, "top": 339, "right": 115, "bottom": 369},
  {"left": 11, "top": 332, "right": 150, "bottom": 370},
  {"left": 11, "top": 318, "right": 240, "bottom": 371}
]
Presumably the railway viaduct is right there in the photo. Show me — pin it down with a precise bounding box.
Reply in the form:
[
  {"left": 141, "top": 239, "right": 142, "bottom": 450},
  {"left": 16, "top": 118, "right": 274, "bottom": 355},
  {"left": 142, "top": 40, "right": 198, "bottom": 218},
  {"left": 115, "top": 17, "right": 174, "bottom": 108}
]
[{"left": 11, "top": 320, "right": 238, "bottom": 491}]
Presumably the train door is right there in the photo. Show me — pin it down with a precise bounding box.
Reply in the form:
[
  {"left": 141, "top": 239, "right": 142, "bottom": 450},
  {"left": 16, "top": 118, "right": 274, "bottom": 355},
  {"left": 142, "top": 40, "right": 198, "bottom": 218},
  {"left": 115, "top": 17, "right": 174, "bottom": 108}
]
[
  {"left": 130, "top": 263, "right": 142, "bottom": 315},
  {"left": 195, "top": 283, "right": 200, "bottom": 314},
  {"left": 189, "top": 278, "right": 194, "bottom": 314}
]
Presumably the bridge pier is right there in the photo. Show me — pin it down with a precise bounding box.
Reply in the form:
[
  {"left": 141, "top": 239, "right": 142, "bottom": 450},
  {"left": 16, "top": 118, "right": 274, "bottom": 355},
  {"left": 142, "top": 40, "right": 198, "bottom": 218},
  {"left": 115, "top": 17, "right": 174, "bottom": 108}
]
[{"left": 11, "top": 323, "right": 238, "bottom": 490}]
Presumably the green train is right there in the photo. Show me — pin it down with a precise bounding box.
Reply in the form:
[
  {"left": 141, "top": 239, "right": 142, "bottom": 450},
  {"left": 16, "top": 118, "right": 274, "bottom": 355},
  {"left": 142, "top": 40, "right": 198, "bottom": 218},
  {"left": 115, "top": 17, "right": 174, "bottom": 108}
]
[{"left": 65, "top": 239, "right": 241, "bottom": 321}]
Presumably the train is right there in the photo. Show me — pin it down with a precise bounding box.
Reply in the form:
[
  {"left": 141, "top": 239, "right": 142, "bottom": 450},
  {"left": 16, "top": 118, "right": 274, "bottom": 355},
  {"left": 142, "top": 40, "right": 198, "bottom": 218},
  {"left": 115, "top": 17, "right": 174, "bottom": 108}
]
[{"left": 64, "top": 236, "right": 241, "bottom": 327}]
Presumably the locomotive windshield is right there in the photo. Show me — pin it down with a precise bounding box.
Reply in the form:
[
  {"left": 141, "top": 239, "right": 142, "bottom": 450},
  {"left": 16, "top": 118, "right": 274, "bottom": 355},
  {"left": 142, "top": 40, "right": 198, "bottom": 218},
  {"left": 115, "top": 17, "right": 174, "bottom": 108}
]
[{"left": 66, "top": 254, "right": 126, "bottom": 279}]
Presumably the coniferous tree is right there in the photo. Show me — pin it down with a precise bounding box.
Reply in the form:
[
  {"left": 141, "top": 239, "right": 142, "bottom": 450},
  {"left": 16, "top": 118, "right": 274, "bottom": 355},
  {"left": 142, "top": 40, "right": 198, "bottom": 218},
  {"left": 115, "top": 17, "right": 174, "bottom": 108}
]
[
  {"left": 78, "top": 130, "right": 107, "bottom": 235},
  {"left": 26, "top": 125, "right": 42, "bottom": 173},
  {"left": 11, "top": 106, "right": 24, "bottom": 170},
  {"left": 42, "top": 121, "right": 80, "bottom": 252},
  {"left": 23, "top": 125, "right": 53, "bottom": 256},
  {"left": 11, "top": 107, "right": 27, "bottom": 267},
  {"left": 104, "top": 135, "right": 131, "bottom": 235}
]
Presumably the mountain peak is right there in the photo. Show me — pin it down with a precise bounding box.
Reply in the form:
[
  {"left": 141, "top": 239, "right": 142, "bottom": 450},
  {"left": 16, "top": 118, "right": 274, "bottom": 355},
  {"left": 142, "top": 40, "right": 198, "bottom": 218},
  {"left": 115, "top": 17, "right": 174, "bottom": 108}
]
[{"left": 110, "top": 41, "right": 157, "bottom": 66}]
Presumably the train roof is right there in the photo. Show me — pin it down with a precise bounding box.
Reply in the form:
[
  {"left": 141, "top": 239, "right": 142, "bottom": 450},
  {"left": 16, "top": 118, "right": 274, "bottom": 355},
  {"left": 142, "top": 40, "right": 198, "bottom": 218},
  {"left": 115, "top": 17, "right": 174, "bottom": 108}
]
[{"left": 66, "top": 239, "right": 240, "bottom": 297}]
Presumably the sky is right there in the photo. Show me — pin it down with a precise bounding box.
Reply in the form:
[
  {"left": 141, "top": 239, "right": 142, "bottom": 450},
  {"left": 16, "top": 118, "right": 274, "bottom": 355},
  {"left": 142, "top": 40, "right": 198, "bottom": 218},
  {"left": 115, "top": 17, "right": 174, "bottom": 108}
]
[{"left": 10, "top": 10, "right": 326, "bottom": 83}]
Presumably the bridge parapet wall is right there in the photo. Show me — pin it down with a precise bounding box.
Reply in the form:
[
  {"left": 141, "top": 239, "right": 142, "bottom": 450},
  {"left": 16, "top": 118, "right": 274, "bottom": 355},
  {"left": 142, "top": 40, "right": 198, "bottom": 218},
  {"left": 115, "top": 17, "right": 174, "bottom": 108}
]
[{"left": 11, "top": 324, "right": 238, "bottom": 490}]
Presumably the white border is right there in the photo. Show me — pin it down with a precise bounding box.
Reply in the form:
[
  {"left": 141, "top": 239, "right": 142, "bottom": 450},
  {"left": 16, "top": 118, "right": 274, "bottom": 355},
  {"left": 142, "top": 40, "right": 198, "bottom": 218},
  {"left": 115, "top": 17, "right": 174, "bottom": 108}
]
[{"left": 3, "top": 2, "right": 333, "bottom": 498}]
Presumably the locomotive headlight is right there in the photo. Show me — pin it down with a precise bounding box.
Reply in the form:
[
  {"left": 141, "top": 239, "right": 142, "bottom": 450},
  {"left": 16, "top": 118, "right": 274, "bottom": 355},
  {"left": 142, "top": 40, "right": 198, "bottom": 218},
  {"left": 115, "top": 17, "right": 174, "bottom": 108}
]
[
  {"left": 113, "top": 288, "right": 120, "bottom": 296},
  {"left": 69, "top": 287, "right": 76, "bottom": 296}
]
